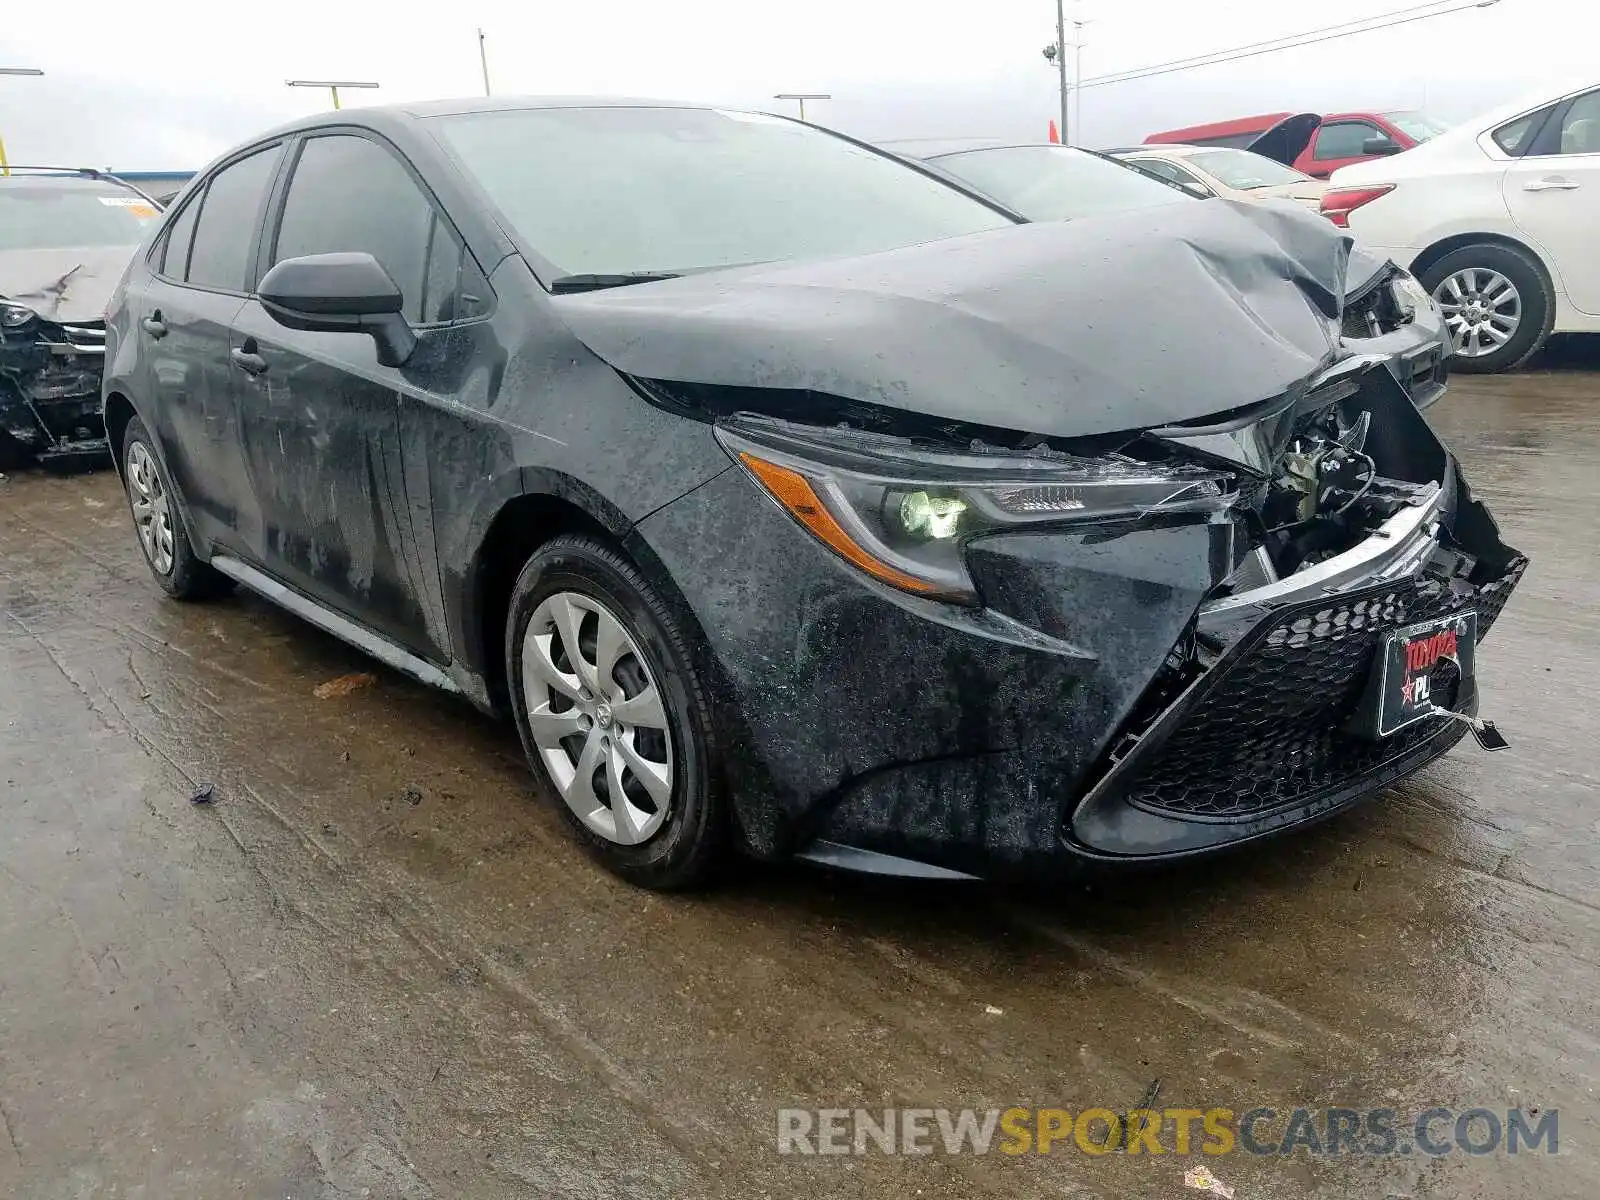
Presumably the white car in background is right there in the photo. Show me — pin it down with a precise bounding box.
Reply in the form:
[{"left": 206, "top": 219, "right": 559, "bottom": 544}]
[
  {"left": 1109, "top": 144, "right": 1330, "bottom": 210},
  {"left": 1325, "top": 79, "right": 1600, "bottom": 373}
]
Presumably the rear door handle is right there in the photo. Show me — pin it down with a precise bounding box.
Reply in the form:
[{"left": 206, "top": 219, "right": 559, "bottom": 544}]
[
  {"left": 141, "top": 313, "right": 167, "bottom": 339},
  {"left": 229, "top": 346, "right": 268, "bottom": 377},
  {"left": 1523, "top": 177, "right": 1580, "bottom": 191}
]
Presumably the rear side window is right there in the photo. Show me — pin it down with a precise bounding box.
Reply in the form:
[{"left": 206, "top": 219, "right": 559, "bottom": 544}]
[
  {"left": 1313, "top": 121, "right": 1383, "bottom": 161},
  {"left": 1555, "top": 90, "right": 1600, "bottom": 155},
  {"left": 159, "top": 193, "right": 202, "bottom": 279},
  {"left": 273, "top": 135, "right": 436, "bottom": 323},
  {"left": 186, "top": 146, "right": 282, "bottom": 291}
]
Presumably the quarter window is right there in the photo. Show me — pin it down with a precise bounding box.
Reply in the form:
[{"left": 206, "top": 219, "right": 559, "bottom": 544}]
[
  {"left": 1492, "top": 110, "right": 1546, "bottom": 155},
  {"left": 1312, "top": 122, "right": 1384, "bottom": 161},
  {"left": 185, "top": 146, "right": 282, "bottom": 291},
  {"left": 159, "top": 193, "right": 202, "bottom": 280}
]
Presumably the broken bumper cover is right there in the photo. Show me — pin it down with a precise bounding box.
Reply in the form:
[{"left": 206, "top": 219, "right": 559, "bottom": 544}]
[
  {"left": 0, "top": 319, "right": 110, "bottom": 461},
  {"left": 638, "top": 418, "right": 1522, "bottom": 885}
]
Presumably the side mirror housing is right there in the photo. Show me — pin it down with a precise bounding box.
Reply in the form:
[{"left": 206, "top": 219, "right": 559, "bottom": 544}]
[
  {"left": 258, "top": 252, "right": 416, "bottom": 368},
  {"left": 1362, "top": 136, "right": 1403, "bottom": 157}
]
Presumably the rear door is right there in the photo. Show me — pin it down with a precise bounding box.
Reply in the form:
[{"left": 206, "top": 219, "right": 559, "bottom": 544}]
[
  {"left": 134, "top": 144, "right": 283, "bottom": 553},
  {"left": 1503, "top": 88, "right": 1600, "bottom": 315},
  {"left": 231, "top": 131, "right": 476, "bottom": 660}
]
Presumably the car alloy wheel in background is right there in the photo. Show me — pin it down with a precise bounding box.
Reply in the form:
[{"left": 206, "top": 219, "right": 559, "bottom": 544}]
[
  {"left": 1434, "top": 267, "right": 1521, "bottom": 359},
  {"left": 1419, "top": 242, "right": 1553, "bottom": 374}
]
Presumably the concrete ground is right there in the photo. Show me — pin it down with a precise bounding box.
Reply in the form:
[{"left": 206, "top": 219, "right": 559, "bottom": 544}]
[{"left": 1, "top": 348, "right": 1596, "bottom": 1200}]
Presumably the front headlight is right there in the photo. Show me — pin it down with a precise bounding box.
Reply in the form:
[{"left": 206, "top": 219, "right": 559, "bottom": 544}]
[
  {"left": 717, "top": 414, "right": 1236, "bottom": 604},
  {"left": 0, "top": 301, "right": 39, "bottom": 329},
  {"left": 1390, "top": 271, "right": 1435, "bottom": 323}
]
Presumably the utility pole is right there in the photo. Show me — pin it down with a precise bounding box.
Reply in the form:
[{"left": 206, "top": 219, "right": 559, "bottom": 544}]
[
  {"left": 1068, "top": 12, "right": 1090, "bottom": 147},
  {"left": 1054, "top": 0, "right": 1068, "bottom": 144},
  {"left": 286, "top": 79, "right": 380, "bottom": 111},
  {"left": 774, "top": 93, "right": 831, "bottom": 123},
  {"left": 0, "top": 66, "right": 44, "bottom": 177},
  {"left": 478, "top": 28, "right": 492, "bottom": 96}
]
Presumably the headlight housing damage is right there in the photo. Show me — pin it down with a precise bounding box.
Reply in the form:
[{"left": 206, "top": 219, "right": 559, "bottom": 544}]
[
  {"left": 717, "top": 414, "right": 1236, "bottom": 603},
  {"left": 0, "top": 301, "right": 39, "bottom": 329}
]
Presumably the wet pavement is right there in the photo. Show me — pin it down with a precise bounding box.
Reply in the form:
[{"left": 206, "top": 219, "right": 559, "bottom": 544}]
[{"left": 2, "top": 351, "right": 1597, "bottom": 1199}]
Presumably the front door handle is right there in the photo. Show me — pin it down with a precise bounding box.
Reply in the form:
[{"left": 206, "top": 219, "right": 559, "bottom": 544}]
[
  {"left": 229, "top": 346, "right": 268, "bottom": 377},
  {"left": 1523, "top": 176, "right": 1581, "bottom": 191},
  {"left": 141, "top": 312, "right": 168, "bottom": 339}
]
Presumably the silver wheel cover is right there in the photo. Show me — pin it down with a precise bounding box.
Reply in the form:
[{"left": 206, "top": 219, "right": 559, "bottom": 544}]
[
  {"left": 1434, "top": 267, "right": 1522, "bottom": 358},
  {"left": 520, "top": 591, "right": 675, "bottom": 845},
  {"left": 126, "top": 441, "right": 175, "bottom": 576}
]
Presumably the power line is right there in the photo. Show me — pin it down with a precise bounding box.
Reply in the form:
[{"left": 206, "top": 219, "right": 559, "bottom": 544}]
[{"left": 1078, "top": 0, "right": 1500, "bottom": 91}]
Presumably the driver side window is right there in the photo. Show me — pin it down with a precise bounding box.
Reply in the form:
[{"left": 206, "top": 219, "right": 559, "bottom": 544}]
[{"left": 272, "top": 134, "right": 487, "bottom": 326}]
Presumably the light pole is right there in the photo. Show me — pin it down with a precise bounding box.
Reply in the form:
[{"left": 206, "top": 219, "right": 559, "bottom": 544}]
[
  {"left": 286, "top": 79, "right": 380, "bottom": 111},
  {"left": 478, "top": 29, "right": 492, "bottom": 96},
  {"left": 774, "top": 93, "right": 831, "bottom": 123},
  {"left": 0, "top": 66, "right": 44, "bottom": 177},
  {"left": 1042, "top": 5, "right": 1090, "bottom": 145}
]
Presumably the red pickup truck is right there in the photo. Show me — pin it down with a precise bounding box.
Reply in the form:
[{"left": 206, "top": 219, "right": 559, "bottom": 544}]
[{"left": 1143, "top": 110, "right": 1449, "bottom": 178}]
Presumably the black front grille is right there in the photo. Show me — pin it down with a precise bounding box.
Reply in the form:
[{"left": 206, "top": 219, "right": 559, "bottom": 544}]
[{"left": 1119, "top": 560, "right": 1525, "bottom": 822}]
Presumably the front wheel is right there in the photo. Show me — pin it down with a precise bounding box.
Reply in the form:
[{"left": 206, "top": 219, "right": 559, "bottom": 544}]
[
  {"left": 1420, "top": 243, "right": 1553, "bottom": 374},
  {"left": 505, "top": 535, "right": 725, "bottom": 889}
]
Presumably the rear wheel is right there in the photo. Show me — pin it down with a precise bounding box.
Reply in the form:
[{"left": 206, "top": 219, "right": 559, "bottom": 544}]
[
  {"left": 1420, "top": 243, "right": 1553, "bottom": 374},
  {"left": 120, "top": 417, "right": 232, "bottom": 600},
  {"left": 505, "top": 534, "right": 725, "bottom": 889}
]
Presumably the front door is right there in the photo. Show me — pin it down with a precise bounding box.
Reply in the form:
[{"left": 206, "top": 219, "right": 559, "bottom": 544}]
[
  {"left": 233, "top": 131, "right": 463, "bottom": 661},
  {"left": 1503, "top": 88, "right": 1600, "bottom": 316}
]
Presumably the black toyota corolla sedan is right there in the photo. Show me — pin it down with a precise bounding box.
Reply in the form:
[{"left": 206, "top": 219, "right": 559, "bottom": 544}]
[{"left": 104, "top": 98, "right": 1525, "bottom": 888}]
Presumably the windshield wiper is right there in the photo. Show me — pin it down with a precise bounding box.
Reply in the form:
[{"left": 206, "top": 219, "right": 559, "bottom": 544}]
[{"left": 549, "top": 272, "right": 682, "bottom": 295}]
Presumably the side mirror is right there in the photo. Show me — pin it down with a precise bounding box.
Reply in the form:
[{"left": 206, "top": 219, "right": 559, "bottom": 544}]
[
  {"left": 257, "top": 252, "right": 416, "bottom": 368},
  {"left": 1362, "top": 136, "right": 1403, "bottom": 157}
]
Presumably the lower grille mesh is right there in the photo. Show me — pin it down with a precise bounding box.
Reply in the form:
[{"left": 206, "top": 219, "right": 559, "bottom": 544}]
[{"left": 1121, "top": 561, "right": 1525, "bottom": 822}]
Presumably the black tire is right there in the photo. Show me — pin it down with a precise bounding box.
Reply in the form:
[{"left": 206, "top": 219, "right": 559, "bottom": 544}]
[
  {"left": 119, "top": 417, "right": 233, "bottom": 601},
  {"left": 1419, "top": 242, "right": 1553, "bottom": 374},
  {"left": 505, "top": 534, "right": 726, "bottom": 889},
  {"left": 0, "top": 429, "right": 32, "bottom": 472}
]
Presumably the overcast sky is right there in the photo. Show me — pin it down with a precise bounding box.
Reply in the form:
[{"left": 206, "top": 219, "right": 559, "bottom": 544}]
[{"left": 0, "top": 0, "right": 1582, "bottom": 169}]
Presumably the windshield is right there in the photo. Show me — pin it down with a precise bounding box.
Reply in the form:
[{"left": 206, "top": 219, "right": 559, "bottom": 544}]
[
  {"left": 433, "top": 106, "right": 1014, "bottom": 278},
  {"left": 1384, "top": 111, "right": 1449, "bottom": 142},
  {"left": 0, "top": 185, "right": 159, "bottom": 252},
  {"left": 928, "top": 145, "right": 1191, "bottom": 221},
  {"left": 1185, "top": 149, "right": 1311, "bottom": 189}
]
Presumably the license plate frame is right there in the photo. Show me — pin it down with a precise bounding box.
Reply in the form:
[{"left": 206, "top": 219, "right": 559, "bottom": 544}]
[{"left": 1356, "top": 610, "right": 1479, "bottom": 739}]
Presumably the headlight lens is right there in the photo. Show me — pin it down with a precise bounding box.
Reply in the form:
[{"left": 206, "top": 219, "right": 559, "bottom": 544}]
[
  {"left": 0, "top": 301, "right": 38, "bottom": 329},
  {"left": 1390, "top": 271, "right": 1435, "bottom": 322},
  {"left": 718, "top": 415, "right": 1235, "bottom": 603}
]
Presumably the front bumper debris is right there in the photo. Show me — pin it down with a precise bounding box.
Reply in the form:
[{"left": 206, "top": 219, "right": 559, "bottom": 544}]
[{"left": 0, "top": 319, "right": 110, "bottom": 464}]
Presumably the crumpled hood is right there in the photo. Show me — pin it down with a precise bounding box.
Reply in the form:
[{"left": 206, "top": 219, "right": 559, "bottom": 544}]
[
  {"left": 554, "top": 199, "right": 1393, "bottom": 440},
  {"left": 0, "top": 245, "right": 137, "bottom": 324}
]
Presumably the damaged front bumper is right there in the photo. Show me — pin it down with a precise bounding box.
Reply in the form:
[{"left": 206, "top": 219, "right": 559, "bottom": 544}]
[
  {"left": 0, "top": 318, "right": 110, "bottom": 464},
  {"left": 637, "top": 349, "right": 1523, "bottom": 882}
]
